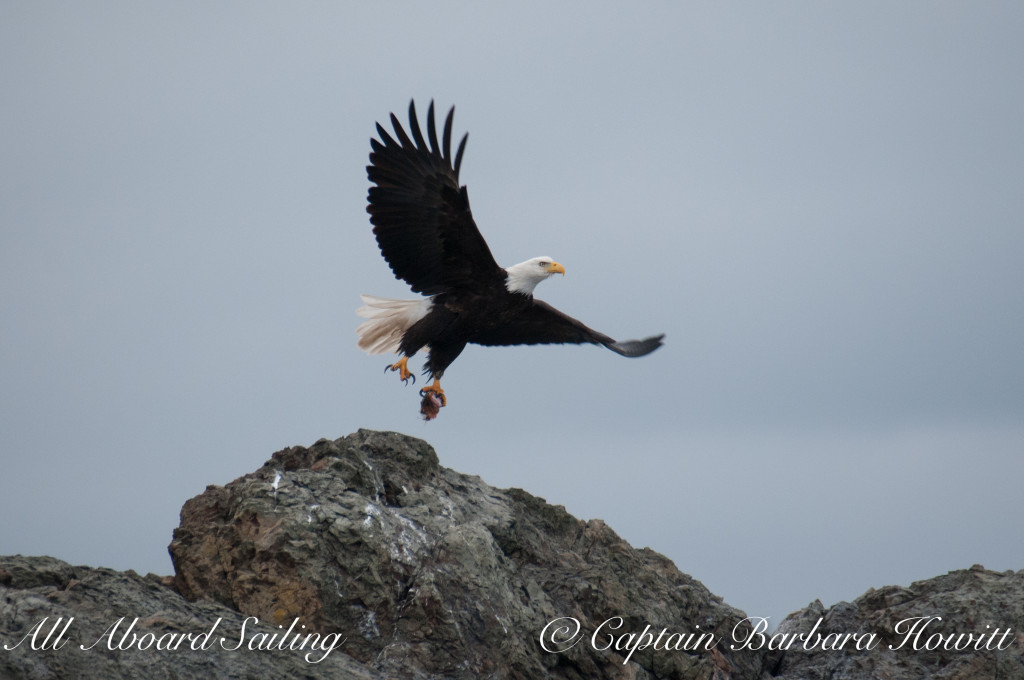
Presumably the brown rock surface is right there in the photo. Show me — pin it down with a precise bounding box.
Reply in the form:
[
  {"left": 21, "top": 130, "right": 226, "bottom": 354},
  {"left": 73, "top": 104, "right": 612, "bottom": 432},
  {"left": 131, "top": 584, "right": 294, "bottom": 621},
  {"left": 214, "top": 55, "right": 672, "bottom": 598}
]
[{"left": 169, "top": 429, "right": 762, "bottom": 679}]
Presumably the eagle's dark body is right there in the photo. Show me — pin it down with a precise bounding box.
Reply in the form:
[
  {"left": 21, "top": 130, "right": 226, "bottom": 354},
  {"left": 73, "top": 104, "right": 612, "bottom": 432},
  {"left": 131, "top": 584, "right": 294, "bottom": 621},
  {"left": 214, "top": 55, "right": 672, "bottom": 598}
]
[{"left": 359, "top": 101, "right": 664, "bottom": 417}]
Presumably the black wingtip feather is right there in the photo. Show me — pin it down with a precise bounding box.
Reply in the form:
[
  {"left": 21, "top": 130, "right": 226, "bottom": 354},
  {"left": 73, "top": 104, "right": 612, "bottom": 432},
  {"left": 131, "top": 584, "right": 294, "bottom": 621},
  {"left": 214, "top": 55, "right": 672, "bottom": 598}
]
[
  {"left": 605, "top": 334, "right": 665, "bottom": 358},
  {"left": 407, "top": 100, "right": 427, "bottom": 149},
  {"left": 374, "top": 122, "right": 396, "bottom": 148},
  {"left": 454, "top": 133, "right": 468, "bottom": 178},
  {"left": 442, "top": 107, "right": 454, "bottom": 165},
  {"left": 390, "top": 112, "right": 414, "bottom": 148},
  {"left": 426, "top": 101, "right": 439, "bottom": 156}
]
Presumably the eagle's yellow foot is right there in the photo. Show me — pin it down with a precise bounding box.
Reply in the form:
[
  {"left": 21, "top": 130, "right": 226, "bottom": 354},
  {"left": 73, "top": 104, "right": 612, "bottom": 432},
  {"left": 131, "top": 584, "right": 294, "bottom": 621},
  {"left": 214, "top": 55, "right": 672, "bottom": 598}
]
[
  {"left": 419, "top": 379, "right": 446, "bottom": 407},
  {"left": 385, "top": 356, "right": 415, "bottom": 385}
]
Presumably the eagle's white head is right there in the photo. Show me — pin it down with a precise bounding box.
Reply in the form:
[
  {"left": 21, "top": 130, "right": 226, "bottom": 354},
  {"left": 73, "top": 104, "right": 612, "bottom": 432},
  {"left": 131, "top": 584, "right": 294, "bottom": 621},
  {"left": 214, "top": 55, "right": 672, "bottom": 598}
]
[{"left": 504, "top": 256, "right": 566, "bottom": 295}]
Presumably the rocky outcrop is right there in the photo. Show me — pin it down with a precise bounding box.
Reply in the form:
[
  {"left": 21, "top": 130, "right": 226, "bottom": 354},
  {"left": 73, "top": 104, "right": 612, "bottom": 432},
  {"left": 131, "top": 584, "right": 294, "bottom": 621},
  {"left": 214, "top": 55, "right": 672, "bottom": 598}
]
[
  {"left": 168, "top": 429, "right": 762, "bottom": 679},
  {"left": 0, "top": 554, "right": 385, "bottom": 679},
  {"left": 766, "top": 565, "right": 1024, "bottom": 679},
  {"left": 2, "top": 429, "right": 1022, "bottom": 680}
]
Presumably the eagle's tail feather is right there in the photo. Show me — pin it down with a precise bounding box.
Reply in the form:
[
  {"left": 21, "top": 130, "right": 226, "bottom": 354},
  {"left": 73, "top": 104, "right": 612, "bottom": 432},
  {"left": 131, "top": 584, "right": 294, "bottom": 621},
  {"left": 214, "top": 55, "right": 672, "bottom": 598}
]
[{"left": 356, "top": 295, "right": 433, "bottom": 355}]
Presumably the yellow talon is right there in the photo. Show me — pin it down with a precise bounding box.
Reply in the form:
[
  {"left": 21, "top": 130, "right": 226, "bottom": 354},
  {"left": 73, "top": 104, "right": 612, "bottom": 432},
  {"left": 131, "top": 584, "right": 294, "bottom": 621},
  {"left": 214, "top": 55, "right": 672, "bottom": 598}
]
[
  {"left": 419, "top": 378, "right": 446, "bottom": 407},
  {"left": 387, "top": 356, "right": 414, "bottom": 384}
]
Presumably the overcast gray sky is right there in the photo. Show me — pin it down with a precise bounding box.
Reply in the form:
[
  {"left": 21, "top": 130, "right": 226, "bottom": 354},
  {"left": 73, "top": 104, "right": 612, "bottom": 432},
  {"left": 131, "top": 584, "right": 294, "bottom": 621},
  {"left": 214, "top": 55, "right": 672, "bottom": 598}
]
[{"left": 2, "top": 3, "right": 1022, "bottom": 628}]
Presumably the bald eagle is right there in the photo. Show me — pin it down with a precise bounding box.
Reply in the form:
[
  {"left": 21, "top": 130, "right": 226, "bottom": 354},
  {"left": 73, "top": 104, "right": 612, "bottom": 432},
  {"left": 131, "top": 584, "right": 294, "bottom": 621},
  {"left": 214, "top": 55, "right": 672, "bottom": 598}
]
[{"left": 357, "top": 101, "right": 664, "bottom": 419}]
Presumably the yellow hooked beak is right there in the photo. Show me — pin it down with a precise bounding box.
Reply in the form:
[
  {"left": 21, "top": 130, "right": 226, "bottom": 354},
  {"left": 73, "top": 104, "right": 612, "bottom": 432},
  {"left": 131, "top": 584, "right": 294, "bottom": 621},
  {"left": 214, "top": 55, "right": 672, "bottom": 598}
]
[{"left": 546, "top": 261, "right": 566, "bottom": 275}]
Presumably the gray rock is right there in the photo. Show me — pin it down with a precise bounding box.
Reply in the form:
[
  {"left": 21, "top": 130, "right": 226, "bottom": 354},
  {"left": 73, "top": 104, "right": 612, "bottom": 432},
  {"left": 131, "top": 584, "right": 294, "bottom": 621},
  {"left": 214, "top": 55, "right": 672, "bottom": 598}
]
[
  {"left": 766, "top": 565, "right": 1024, "bottom": 679},
  {"left": 3, "top": 430, "right": 1021, "bottom": 680},
  {"left": 169, "top": 429, "right": 762, "bottom": 679},
  {"left": 0, "top": 555, "right": 385, "bottom": 679}
]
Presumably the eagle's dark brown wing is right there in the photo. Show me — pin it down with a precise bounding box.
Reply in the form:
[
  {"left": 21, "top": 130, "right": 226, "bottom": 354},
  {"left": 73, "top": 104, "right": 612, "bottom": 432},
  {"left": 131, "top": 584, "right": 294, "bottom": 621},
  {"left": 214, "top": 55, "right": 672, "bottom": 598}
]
[
  {"left": 470, "top": 299, "right": 665, "bottom": 357},
  {"left": 367, "top": 101, "right": 504, "bottom": 296}
]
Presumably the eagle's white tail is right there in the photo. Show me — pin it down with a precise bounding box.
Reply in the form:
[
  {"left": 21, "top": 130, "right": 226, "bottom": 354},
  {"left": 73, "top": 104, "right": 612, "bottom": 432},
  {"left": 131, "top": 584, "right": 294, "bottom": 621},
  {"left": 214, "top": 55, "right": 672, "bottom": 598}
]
[{"left": 356, "top": 295, "right": 433, "bottom": 355}]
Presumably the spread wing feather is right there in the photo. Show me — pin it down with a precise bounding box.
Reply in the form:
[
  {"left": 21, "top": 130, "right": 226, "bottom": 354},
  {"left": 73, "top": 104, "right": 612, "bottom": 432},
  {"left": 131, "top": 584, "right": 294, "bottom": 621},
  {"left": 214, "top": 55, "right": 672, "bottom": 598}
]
[
  {"left": 472, "top": 300, "right": 665, "bottom": 357},
  {"left": 367, "top": 101, "right": 503, "bottom": 296}
]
